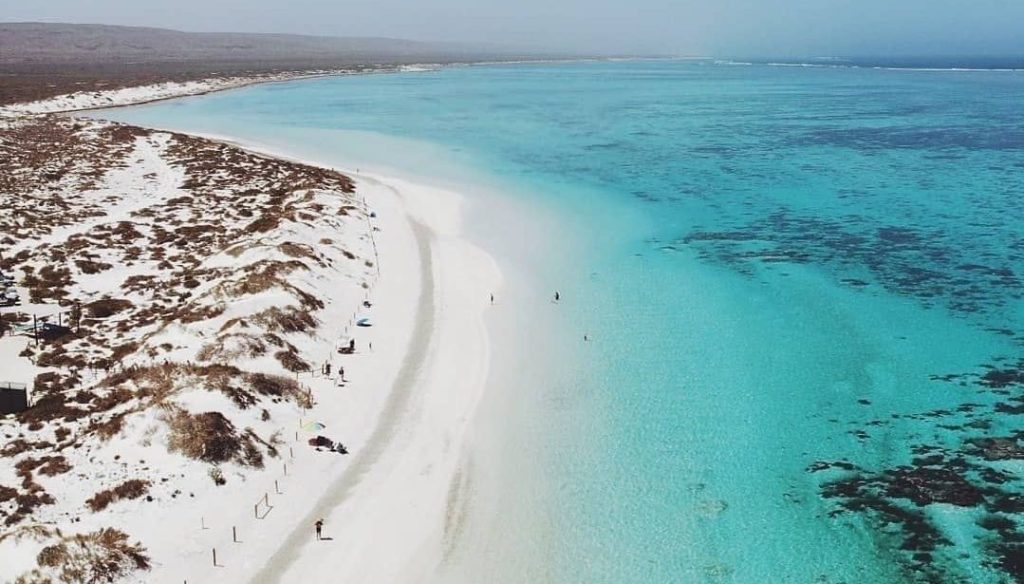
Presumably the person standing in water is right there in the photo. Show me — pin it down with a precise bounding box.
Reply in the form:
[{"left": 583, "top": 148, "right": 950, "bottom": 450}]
[{"left": 554, "top": 291, "right": 560, "bottom": 302}]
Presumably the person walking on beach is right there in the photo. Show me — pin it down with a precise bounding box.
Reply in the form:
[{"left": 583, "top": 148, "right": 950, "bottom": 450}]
[
  {"left": 315, "top": 519, "right": 324, "bottom": 541},
  {"left": 554, "top": 291, "right": 561, "bottom": 302},
  {"left": 490, "top": 293, "right": 494, "bottom": 304}
]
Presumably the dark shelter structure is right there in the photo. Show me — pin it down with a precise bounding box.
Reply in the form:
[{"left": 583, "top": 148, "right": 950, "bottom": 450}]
[{"left": 0, "top": 383, "right": 28, "bottom": 415}]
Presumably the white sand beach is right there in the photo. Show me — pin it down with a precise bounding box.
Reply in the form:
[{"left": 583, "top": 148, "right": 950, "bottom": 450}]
[{"left": 0, "top": 78, "right": 507, "bottom": 582}]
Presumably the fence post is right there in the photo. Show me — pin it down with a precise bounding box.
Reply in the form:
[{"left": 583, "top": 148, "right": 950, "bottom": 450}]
[
  {"left": 275, "top": 479, "right": 281, "bottom": 494},
  {"left": 212, "top": 548, "right": 218, "bottom": 566},
  {"left": 284, "top": 463, "right": 288, "bottom": 476},
  {"left": 254, "top": 503, "right": 258, "bottom": 519},
  {"left": 233, "top": 526, "right": 238, "bottom": 543}
]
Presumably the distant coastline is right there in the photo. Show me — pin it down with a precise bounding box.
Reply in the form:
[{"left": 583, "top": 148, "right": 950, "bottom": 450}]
[{"left": 716, "top": 55, "right": 1024, "bottom": 71}]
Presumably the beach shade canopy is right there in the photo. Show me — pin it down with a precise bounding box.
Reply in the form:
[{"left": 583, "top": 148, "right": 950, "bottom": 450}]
[
  {"left": 356, "top": 317, "right": 372, "bottom": 327},
  {"left": 302, "top": 421, "right": 327, "bottom": 432}
]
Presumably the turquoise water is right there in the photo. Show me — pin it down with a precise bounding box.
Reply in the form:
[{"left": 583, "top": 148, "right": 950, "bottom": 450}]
[{"left": 102, "top": 61, "right": 1024, "bottom": 582}]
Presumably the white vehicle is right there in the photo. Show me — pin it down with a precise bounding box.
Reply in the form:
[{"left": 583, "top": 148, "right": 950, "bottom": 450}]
[{"left": 2, "top": 288, "right": 19, "bottom": 305}]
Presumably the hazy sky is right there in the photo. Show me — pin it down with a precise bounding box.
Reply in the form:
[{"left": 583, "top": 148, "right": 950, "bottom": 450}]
[{"left": 3, "top": 0, "right": 1024, "bottom": 57}]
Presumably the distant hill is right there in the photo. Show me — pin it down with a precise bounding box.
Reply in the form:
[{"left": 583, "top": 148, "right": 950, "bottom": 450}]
[
  {"left": 0, "top": 22, "right": 522, "bottom": 66},
  {"left": 0, "top": 22, "right": 559, "bottom": 106}
]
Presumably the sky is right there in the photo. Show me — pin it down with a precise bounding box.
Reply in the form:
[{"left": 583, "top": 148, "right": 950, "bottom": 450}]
[{"left": 2, "top": 0, "right": 1024, "bottom": 57}]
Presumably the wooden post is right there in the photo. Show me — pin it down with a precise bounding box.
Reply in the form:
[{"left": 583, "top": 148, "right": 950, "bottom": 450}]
[
  {"left": 275, "top": 479, "right": 281, "bottom": 494},
  {"left": 33, "top": 315, "right": 38, "bottom": 345},
  {"left": 233, "top": 526, "right": 238, "bottom": 543},
  {"left": 284, "top": 463, "right": 288, "bottom": 476},
  {"left": 212, "top": 548, "right": 218, "bottom": 566},
  {"left": 289, "top": 446, "right": 294, "bottom": 459},
  {"left": 201, "top": 516, "right": 207, "bottom": 530},
  {"left": 254, "top": 503, "right": 259, "bottom": 519}
]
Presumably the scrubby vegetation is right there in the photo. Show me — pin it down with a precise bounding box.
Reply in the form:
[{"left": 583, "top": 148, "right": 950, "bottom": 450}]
[
  {"left": 85, "top": 480, "right": 150, "bottom": 512},
  {"left": 0, "top": 111, "right": 368, "bottom": 580},
  {"left": 167, "top": 409, "right": 267, "bottom": 467},
  {"left": 16, "top": 528, "right": 150, "bottom": 584}
]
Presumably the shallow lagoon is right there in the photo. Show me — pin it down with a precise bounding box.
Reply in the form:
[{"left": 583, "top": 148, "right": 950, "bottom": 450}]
[{"left": 104, "top": 61, "right": 1024, "bottom": 582}]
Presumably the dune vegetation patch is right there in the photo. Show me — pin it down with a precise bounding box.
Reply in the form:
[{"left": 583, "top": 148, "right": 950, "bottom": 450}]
[{"left": 20, "top": 527, "right": 150, "bottom": 584}]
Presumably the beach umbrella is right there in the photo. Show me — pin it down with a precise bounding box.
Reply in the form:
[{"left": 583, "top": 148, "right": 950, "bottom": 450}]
[{"left": 302, "top": 421, "right": 326, "bottom": 432}]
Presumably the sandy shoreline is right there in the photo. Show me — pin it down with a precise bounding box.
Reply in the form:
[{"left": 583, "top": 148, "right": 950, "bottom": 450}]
[{"left": 140, "top": 130, "right": 502, "bottom": 582}]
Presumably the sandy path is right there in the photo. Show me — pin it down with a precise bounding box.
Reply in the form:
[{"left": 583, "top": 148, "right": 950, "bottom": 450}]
[{"left": 250, "top": 217, "right": 436, "bottom": 583}]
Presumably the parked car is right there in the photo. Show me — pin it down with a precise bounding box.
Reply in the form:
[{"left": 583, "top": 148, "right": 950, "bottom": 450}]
[{"left": 1, "top": 288, "right": 18, "bottom": 306}]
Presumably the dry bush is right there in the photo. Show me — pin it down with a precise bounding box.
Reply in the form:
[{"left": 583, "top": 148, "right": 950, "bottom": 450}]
[
  {"left": 1, "top": 440, "right": 36, "bottom": 458},
  {"left": 26, "top": 527, "right": 150, "bottom": 584},
  {"left": 247, "top": 373, "right": 301, "bottom": 398},
  {"left": 16, "top": 456, "right": 71, "bottom": 480},
  {"left": 167, "top": 410, "right": 237, "bottom": 464},
  {"left": 34, "top": 341, "right": 90, "bottom": 370},
  {"left": 33, "top": 371, "right": 81, "bottom": 395},
  {"left": 90, "top": 386, "right": 135, "bottom": 412},
  {"left": 23, "top": 266, "right": 74, "bottom": 302},
  {"left": 85, "top": 479, "right": 150, "bottom": 512},
  {"left": 84, "top": 298, "right": 133, "bottom": 318},
  {"left": 171, "top": 302, "right": 226, "bottom": 324},
  {"left": 196, "top": 333, "right": 267, "bottom": 362},
  {"left": 244, "top": 214, "right": 281, "bottom": 234},
  {"left": 74, "top": 259, "right": 113, "bottom": 275},
  {"left": 18, "top": 394, "right": 89, "bottom": 426},
  {"left": 225, "top": 260, "right": 307, "bottom": 297},
  {"left": 0, "top": 485, "right": 17, "bottom": 502},
  {"left": 279, "top": 242, "right": 316, "bottom": 259},
  {"left": 37, "top": 456, "right": 71, "bottom": 477},
  {"left": 275, "top": 349, "right": 309, "bottom": 373},
  {"left": 165, "top": 406, "right": 271, "bottom": 468},
  {"left": 90, "top": 413, "right": 126, "bottom": 441},
  {"left": 100, "top": 362, "right": 308, "bottom": 412},
  {"left": 109, "top": 341, "right": 139, "bottom": 362},
  {"left": 252, "top": 306, "right": 318, "bottom": 334}
]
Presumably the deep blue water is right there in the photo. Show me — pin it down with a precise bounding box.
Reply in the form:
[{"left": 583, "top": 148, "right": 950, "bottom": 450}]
[{"left": 103, "top": 61, "right": 1024, "bottom": 583}]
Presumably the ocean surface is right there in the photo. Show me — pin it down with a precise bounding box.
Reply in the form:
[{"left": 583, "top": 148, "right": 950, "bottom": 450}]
[{"left": 102, "top": 60, "right": 1024, "bottom": 583}]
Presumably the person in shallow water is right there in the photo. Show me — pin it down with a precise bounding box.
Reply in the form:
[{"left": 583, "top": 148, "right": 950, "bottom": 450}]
[
  {"left": 554, "top": 291, "right": 560, "bottom": 302},
  {"left": 315, "top": 519, "right": 324, "bottom": 540}
]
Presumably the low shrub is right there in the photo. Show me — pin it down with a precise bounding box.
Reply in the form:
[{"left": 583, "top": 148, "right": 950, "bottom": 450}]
[
  {"left": 85, "top": 479, "right": 150, "bottom": 512},
  {"left": 167, "top": 410, "right": 241, "bottom": 464},
  {"left": 28, "top": 527, "right": 150, "bottom": 583},
  {"left": 84, "top": 298, "right": 132, "bottom": 318},
  {"left": 275, "top": 349, "right": 309, "bottom": 373}
]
